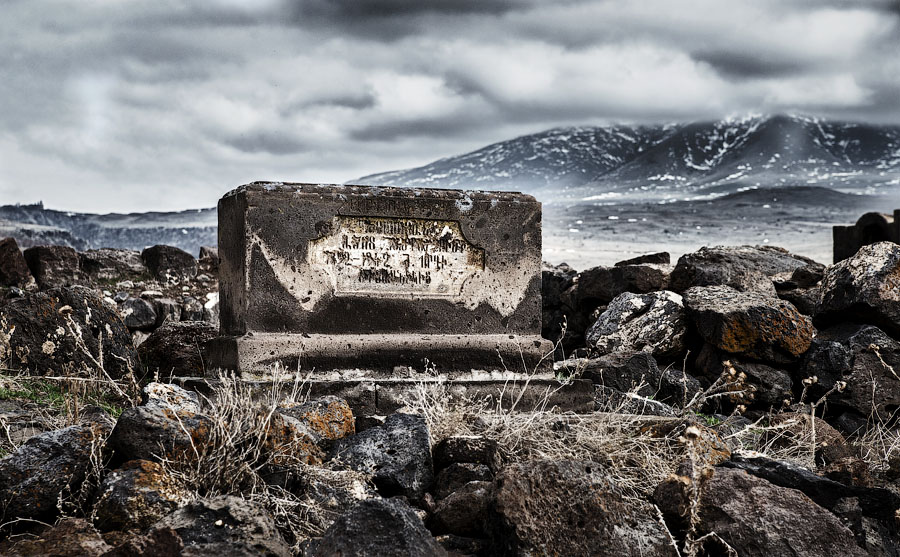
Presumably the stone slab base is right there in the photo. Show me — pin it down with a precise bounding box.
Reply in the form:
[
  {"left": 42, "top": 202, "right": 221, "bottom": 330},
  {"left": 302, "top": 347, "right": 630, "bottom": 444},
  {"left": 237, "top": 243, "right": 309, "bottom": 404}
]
[
  {"left": 204, "top": 333, "right": 554, "bottom": 374},
  {"left": 173, "top": 374, "right": 594, "bottom": 416}
]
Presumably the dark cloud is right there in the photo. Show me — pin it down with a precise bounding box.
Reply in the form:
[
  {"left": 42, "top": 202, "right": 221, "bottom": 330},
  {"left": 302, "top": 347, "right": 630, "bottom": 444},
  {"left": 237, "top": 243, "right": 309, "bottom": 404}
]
[
  {"left": 0, "top": 0, "right": 898, "bottom": 212},
  {"left": 694, "top": 51, "right": 808, "bottom": 79},
  {"left": 224, "top": 132, "right": 309, "bottom": 155},
  {"left": 294, "top": 0, "right": 526, "bottom": 19},
  {"left": 350, "top": 112, "right": 492, "bottom": 141}
]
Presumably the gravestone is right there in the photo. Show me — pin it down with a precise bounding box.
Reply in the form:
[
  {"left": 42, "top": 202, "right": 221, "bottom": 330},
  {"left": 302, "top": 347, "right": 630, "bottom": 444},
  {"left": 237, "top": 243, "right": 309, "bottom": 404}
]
[{"left": 206, "top": 182, "right": 553, "bottom": 374}]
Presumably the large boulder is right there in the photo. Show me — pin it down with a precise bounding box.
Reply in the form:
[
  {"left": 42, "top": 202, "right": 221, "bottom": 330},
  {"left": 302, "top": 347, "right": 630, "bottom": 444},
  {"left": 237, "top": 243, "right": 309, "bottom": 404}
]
[
  {"left": 574, "top": 263, "right": 670, "bottom": 306},
  {"left": 433, "top": 463, "right": 493, "bottom": 500},
  {"left": 0, "top": 518, "right": 111, "bottom": 557},
  {"left": 615, "top": 252, "right": 671, "bottom": 266},
  {"left": 310, "top": 497, "right": 447, "bottom": 556},
  {"left": 817, "top": 242, "right": 900, "bottom": 337},
  {"left": 432, "top": 435, "right": 501, "bottom": 473},
  {"left": 107, "top": 405, "right": 212, "bottom": 465},
  {"left": 138, "top": 321, "right": 217, "bottom": 379},
  {"left": 141, "top": 245, "right": 198, "bottom": 284},
  {"left": 799, "top": 324, "right": 900, "bottom": 420},
  {"left": 0, "top": 423, "right": 110, "bottom": 522},
  {"left": 93, "top": 459, "right": 191, "bottom": 531},
  {"left": 669, "top": 245, "right": 823, "bottom": 295},
  {"left": 724, "top": 456, "right": 900, "bottom": 554},
  {"left": 155, "top": 495, "right": 290, "bottom": 556},
  {"left": 655, "top": 466, "right": 865, "bottom": 557},
  {"left": 694, "top": 345, "right": 792, "bottom": 408},
  {"left": 1, "top": 286, "right": 139, "bottom": 378},
  {"left": 23, "top": 245, "right": 82, "bottom": 288},
  {"left": 0, "top": 237, "right": 33, "bottom": 287},
  {"left": 490, "top": 460, "right": 677, "bottom": 556},
  {"left": 101, "top": 527, "right": 184, "bottom": 557},
  {"left": 79, "top": 248, "right": 148, "bottom": 282},
  {"left": 120, "top": 297, "right": 157, "bottom": 331},
  {"left": 580, "top": 351, "right": 702, "bottom": 404},
  {"left": 428, "top": 480, "right": 491, "bottom": 537},
  {"left": 541, "top": 262, "right": 579, "bottom": 350},
  {"left": 141, "top": 382, "right": 202, "bottom": 413},
  {"left": 278, "top": 395, "right": 356, "bottom": 449},
  {"left": 329, "top": 413, "right": 433, "bottom": 502},
  {"left": 684, "top": 285, "right": 815, "bottom": 364},
  {"left": 586, "top": 290, "right": 687, "bottom": 361}
]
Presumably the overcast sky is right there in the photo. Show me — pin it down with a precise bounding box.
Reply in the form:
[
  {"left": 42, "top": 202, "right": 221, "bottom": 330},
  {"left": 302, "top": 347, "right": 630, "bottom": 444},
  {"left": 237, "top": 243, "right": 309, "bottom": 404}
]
[{"left": 1, "top": 0, "right": 898, "bottom": 213}]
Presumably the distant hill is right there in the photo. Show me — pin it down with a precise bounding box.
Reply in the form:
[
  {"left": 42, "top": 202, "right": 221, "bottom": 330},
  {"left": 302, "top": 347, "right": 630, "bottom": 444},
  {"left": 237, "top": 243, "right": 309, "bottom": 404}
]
[
  {"left": 356, "top": 114, "right": 900, "bottom": 203},
  {"left": 0, "top": 202, "right": 216, "bottom": 256}
]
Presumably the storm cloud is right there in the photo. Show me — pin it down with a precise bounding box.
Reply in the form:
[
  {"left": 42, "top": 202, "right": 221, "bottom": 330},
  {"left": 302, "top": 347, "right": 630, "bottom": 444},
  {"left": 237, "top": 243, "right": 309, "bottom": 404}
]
[{"left": 1, "top": 0, "right": 898, "bottom": 212}]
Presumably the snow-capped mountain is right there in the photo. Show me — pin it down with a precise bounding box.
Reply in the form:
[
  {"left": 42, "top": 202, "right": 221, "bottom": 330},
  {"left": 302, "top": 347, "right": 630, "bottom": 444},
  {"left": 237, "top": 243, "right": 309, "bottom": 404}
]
[{"left": 357, "top": 114, "right": 900, "bottom": 204}]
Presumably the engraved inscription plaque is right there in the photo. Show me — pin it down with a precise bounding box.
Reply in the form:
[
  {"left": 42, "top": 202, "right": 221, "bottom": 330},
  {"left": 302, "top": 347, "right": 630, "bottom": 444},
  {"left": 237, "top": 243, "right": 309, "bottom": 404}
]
[{"left": 308, "top": 216, "right": 485, "bottom": 298}]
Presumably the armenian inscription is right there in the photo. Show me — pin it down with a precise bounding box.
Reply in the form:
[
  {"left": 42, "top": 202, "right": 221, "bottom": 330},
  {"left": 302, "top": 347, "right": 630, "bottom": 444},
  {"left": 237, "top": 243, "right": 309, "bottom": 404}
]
[{"left": 308, "top": 216, "right": 485, "bottom": 297}]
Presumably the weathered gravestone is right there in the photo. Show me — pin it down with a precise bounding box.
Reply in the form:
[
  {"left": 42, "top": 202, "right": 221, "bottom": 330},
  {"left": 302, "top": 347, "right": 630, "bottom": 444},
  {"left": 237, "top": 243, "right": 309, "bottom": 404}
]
[{"left": 206, "top": 182, "right": 554, "bottom": 375}]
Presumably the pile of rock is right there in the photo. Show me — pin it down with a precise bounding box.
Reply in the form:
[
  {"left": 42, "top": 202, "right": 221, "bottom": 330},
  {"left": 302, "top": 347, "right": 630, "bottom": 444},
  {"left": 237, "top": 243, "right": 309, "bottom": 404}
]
[
  {"left": 0, "top": 240, "right": 220, "bottom": 378},
  {"left": 545, "top": 243, "right": 900, "bottom": 431},
  {"left": 0, "top": 239, "right": 899, "bottom": 555}
]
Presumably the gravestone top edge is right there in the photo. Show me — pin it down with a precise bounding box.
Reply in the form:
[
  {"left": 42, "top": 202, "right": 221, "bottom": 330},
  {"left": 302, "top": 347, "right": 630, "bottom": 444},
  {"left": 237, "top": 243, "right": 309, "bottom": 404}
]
[{"left": 221, "top": 181, "right": 536, "bottom": 204}]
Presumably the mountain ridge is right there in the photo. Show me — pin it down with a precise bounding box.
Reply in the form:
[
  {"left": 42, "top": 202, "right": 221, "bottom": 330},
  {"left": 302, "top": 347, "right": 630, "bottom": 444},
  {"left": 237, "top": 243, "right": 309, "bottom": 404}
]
[{"left": 357, "top": 114, "right": 900, "bottom": 203}]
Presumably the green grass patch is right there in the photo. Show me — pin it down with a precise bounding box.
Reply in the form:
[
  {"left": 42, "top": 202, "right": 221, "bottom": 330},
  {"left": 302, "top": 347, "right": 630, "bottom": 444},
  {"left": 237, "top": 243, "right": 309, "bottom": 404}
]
[{"left": 0, "top": 376, "right": 128, "bottom": 418}]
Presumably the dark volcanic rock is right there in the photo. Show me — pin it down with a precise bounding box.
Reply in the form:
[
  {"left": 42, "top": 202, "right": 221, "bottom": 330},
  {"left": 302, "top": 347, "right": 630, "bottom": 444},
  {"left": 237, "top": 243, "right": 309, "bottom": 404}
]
[
  {"left": 541, "top": 262, "right": 579, "bottom": 350},
  {"left": 152, "top": 297, "right": 181, "bottom": 326},
  {"left": 1, "top": 286, "right": 139, "bottom": 378},
  {"left": 23, "top": 245, "right": 82, "bottom": 288},
  {"left": 817, "top": 241, "right": 900, "bottom": 337},
  {"left": 723, "top": 456, "right": 900, "bottom": 553},
  {"left": 800, "top": 323, "right": 900, "bottom": 420},
  {"left": 586, "top": 290, "right": 687, "bottom": 360},
  {"left": 581, "top": 351, "right": 702, "bottom": 405},
  {"left": 93, "top": 459, "right": 190, "bottom": 531},
  {"left": 79, "top": 248, "right": 147, "bottom": 282},
  {"left": 433, "top": 463, "right": 493, "bottom": 500},
  {"left": 0, "top": 237, "right": 32, "bottom": 287},
  {"left": 0, "top": 423, "right": 109, "bottom": 522},
  {"left": 156, "top": 495, "right": 290, "bottom": 556},
  {"left": 777, "top": 284, "right": 821, "bottom": 316},
  {"left": 329, "top": 413, "right": 433, "bottom": 502},
  {"left": 138, "top": 321, "right": 217, "bottom": 378},
  {"left": 108, "top": 405, "right": 212, "bottom": 465},
  {"left": 310, "top": 497, "right": 447, "bottom": 557},
  {"left": 615, "top": 252, "right": 670, "bottom": 266},
  {"left": 429, "top": 480, "right": 491, "bottom": 537},
  {"left": 684, "top": 285, "right": 815, "bottom": 364},
  {"left": 121, "top": 297, "right": 157, "bottom": 331},
  {"left": 141, "top": 245, "right": 197, "bottom": 284},
  {"left": 764, "top": 414, "right": 871, "bottom": 487},
  {"left": 141, "top": 382, "right": 202, "bottom": 413},
  {"left": 432, "top": 435, "right": 501, "bottom": 473},
  {"left": 101, "top": 527, "right": 183, "bottom": 557},
  {"left": 669, "top": 245, "right": 823, "bottom": 295},
  {"left": 657, "top": 466, "right": 866, "bottom": 557},
  {"left": 198, "top": 246, "right": 219, "bottom": 270},
  {"left": 574, "top": 263, "right": 670, "bottom": 306},
  {"left": 180, "top": 296, "right": 204, "bottom": 321},
  {"left": 0, "top": 518, "right": 111, "bottom": 557},
  {"left": 491, "top": 460, "right": 677, "bottom": 556},
  {"left": 581, "top": 352, "right": 662, "bottom": 397},
  {"left": 279, "top": 395, "right": 356, "bottom": 450},
  {"left": 694, "top": 346, "right": 793, "bottom": 408}
]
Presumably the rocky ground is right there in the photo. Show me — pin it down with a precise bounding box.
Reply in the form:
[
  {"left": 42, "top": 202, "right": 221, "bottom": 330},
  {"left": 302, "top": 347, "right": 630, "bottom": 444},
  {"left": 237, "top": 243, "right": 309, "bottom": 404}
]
[{"left": 0, "top": 237, "right": 899, "bottom": 555}]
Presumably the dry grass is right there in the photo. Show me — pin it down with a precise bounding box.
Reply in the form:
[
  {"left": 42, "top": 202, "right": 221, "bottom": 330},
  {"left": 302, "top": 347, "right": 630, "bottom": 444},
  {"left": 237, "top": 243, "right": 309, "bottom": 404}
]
[
  {"left": 160, "top": 370, "right": 370, "bottom": 552},
  {"left": 402, "top": 375, "right": 688, "bottom": 499}
]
